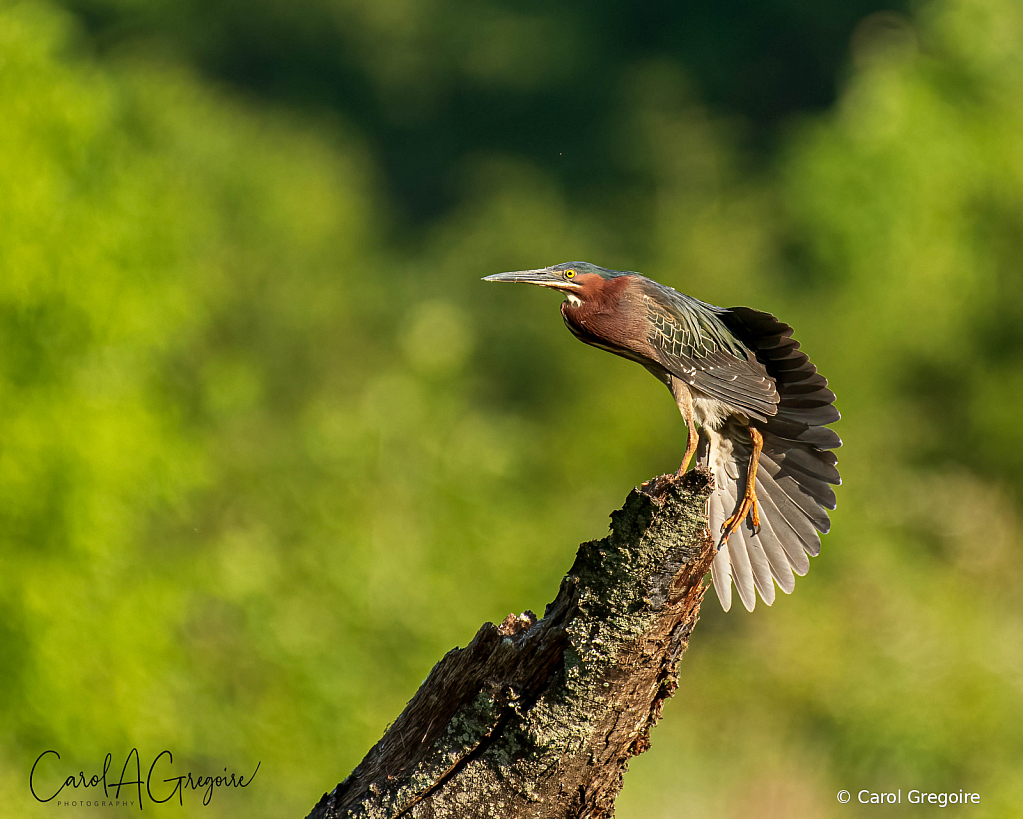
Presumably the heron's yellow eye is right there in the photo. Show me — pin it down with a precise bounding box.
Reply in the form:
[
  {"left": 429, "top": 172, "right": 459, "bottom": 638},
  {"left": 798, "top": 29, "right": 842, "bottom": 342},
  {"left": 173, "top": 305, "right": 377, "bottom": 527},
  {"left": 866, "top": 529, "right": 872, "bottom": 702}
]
[{"left": 565, "top": 269, "right": 576, "bottom": 278}]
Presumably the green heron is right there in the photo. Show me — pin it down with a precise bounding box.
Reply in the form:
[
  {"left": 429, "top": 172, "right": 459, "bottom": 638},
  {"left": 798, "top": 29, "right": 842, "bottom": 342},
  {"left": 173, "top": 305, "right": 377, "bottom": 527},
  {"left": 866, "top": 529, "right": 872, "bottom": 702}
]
[{"left": 484, "top": 261, "right": 840, "bottom": 612}]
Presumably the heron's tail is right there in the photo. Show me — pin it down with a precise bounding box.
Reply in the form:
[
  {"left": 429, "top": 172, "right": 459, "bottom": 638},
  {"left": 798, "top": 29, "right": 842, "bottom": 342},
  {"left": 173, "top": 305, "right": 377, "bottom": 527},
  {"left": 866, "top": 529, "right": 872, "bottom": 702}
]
[{"left": 702, "top": 307, "right": 842, "bottom": 612}]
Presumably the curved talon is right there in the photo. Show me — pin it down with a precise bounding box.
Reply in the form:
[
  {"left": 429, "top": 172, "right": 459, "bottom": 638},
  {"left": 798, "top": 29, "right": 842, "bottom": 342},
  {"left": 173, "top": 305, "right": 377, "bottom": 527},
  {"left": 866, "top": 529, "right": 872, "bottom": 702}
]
[
  {"left": 721, "top": 495, "right": 757, "bottom": 541},
  {"left": 720, "top": 426, "right": 764, "bottom": 543}
]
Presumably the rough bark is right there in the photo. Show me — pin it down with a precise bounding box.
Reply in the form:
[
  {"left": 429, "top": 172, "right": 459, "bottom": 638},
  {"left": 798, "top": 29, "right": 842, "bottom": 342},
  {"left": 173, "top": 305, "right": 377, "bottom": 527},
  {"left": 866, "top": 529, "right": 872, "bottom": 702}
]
[{"left": 307, "top": 468, "right": 716, "bottom": 819}]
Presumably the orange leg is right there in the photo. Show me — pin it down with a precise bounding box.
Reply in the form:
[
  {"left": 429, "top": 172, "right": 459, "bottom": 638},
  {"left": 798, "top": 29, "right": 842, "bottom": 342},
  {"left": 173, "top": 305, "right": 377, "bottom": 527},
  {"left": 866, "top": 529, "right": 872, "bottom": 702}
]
[
  {"left": 675, "top": 388, "right": 699, "bottom": 476},
  {"left": 721, "top": 426, "right": 763, "bottom": 540}
]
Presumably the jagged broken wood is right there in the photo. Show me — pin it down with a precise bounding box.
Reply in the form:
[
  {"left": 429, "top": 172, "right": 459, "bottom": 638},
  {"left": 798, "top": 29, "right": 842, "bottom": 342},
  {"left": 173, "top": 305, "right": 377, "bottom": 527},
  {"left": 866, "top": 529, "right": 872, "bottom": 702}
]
[{"left": 307, "top": 469, "right": 716, "bottom": 819}]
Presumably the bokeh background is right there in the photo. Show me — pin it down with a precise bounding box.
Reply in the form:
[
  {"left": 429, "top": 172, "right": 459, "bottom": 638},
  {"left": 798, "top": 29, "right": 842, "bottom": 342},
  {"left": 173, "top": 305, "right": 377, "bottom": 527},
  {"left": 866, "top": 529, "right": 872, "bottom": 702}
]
[{"left": 3, "top": 0, "right": 1022, "bottom": 816}]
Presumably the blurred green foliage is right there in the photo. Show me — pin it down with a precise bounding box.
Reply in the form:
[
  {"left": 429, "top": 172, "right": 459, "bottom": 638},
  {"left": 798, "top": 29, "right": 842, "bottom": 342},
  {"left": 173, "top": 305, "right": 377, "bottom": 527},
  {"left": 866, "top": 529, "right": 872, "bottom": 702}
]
[
  {"left": 2, "top": 0, "right": 1022, "bottom": 817},
  {"left": 56, "top": 0, "right": 911, "bottom": 224}
]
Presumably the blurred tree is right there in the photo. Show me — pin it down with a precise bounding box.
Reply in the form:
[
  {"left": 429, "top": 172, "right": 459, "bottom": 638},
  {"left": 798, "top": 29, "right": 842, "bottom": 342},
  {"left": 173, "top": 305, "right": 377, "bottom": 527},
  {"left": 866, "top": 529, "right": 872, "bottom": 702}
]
[{"left": 55, "top": 0, "right": 909, "bottom": 224}]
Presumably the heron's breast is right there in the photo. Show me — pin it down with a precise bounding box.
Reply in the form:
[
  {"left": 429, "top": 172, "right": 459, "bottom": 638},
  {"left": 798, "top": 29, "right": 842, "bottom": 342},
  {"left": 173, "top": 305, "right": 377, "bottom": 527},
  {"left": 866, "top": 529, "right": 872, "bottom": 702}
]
[{"left": 692, "top": 393, "right": 741, "bottom": 430}]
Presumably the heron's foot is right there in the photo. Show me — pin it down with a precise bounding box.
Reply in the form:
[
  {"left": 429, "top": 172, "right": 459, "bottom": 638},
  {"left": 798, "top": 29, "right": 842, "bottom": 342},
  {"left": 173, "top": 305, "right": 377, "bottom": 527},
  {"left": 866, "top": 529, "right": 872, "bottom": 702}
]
[
  {"left": 720, "top": 491, "right": 761, "bottom": 543},
  {"left": 720, "top": 425, "right": 764, "bottom": 543}
]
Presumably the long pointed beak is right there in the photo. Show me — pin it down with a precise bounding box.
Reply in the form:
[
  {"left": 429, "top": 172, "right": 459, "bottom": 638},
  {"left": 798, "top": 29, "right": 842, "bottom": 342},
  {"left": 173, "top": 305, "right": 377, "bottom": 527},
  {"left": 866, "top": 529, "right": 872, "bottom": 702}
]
[{"left": 482, "top": 268, "right": 579, "bottom": 290}]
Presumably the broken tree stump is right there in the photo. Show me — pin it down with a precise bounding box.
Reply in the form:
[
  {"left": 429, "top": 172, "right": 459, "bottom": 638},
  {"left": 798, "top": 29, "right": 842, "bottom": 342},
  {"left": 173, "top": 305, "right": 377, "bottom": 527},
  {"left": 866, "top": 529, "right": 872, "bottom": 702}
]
[{"left": 307, "top": 468, "right": 716, "bottom": 819}]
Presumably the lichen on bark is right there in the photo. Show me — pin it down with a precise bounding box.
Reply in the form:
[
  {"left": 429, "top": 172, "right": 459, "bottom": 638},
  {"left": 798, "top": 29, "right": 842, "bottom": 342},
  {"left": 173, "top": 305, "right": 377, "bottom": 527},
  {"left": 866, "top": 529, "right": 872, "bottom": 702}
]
[{"left": 307, "top": 468, "right": 715, "bottom": 819}]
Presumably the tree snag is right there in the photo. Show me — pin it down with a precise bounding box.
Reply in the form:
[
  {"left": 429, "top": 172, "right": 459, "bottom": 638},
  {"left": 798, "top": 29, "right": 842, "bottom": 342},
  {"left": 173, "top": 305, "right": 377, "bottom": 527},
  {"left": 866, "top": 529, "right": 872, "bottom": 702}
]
[{"left": 307, "top": 468, "right": 716, "bottom": 819}]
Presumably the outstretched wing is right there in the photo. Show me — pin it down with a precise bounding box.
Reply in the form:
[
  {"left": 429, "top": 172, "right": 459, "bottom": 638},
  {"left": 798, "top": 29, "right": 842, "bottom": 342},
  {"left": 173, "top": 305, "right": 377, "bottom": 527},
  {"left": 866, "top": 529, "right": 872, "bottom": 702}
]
[
  {"left": 703, "top": 307, "right": 842, "bottom": 612},
  {"left": 642, "top": 280, "right": 779, "bottom": 421}
]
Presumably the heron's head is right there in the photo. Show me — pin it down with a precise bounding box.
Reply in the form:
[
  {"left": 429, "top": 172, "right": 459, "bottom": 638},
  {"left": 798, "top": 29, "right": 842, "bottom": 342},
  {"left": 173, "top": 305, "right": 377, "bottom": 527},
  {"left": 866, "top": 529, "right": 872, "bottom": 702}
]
[{"left": 482, "top": 261, "right": 628, "bottom": 306}]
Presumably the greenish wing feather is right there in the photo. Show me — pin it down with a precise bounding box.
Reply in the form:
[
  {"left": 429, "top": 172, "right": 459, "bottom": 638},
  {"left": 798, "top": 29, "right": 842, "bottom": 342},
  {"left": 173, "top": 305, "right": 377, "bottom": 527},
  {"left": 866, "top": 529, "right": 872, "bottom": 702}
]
[{"left": 643, "top": 283, "right": 779, "bottom": 421}]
